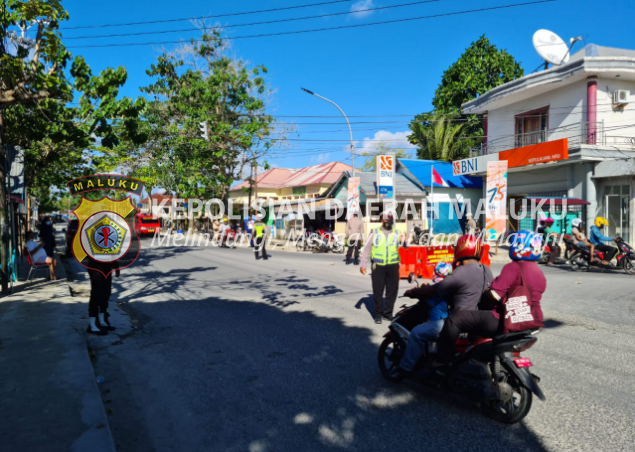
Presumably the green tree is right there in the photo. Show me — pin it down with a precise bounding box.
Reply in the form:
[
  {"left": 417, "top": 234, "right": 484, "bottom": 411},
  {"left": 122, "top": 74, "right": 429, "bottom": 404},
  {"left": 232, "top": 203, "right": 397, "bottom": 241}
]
[
  {"left": 409, "top": 112, "right": 469, "bottom": 161},
  {"left": 360, "top": 142, "right": 411, "bottom": 171},
  {"left": 0, "top": 1, "right": 146, "bottom": 292},
  {"left": 410, "top": 35, "right": 524, "bottom": 159},
  {"left": 130, "top": 29, "right": 284, "bottom": 201}
]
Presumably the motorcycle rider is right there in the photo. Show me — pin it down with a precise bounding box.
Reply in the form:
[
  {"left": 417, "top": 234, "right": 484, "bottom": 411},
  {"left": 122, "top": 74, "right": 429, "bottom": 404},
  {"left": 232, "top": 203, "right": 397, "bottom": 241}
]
[
  {"left": 360, "top": 212, "right": 407, "bottom": 324},
  {"left": 541, "top": 218, "right": 561, "bottom": 265},
  {"left": 589, "top": 217, "right": 617, "bottom": 264},
  {"left": 571, "top": 218, "right": 605, "bottom": 265},
  {"left": 398, "top": 262, "right": 452, "bottom": 373},
  {"left": 435, "top": 231, "right": 547, "bottom": 364},
  {"left": 404, "top": 235, "right": 494, "bottom": 364}
]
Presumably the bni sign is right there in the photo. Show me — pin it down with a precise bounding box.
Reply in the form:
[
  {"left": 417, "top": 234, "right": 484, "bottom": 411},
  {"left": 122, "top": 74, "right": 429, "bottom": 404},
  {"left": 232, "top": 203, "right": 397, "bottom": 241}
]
[
  {"left": 453, "top": 157, "right": 479, "bottom": 176},
  {"left": 377, "top": 155, "right": 395, "bottom": 198}
]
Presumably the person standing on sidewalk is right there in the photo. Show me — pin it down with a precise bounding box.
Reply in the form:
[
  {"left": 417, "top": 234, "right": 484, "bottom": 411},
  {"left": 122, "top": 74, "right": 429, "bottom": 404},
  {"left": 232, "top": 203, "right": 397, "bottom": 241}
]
[
  {"left": 87, "top": 261, "right": 120, "bottom": 336},
  {"left": 253, "top": 214, "right": 268, "bottom": 260},
  {"left": 360, "top": 212, "right": 407, "bottom": 324},
  {"left": 345, "top": 212, "right": 365, "bottom": 265}
]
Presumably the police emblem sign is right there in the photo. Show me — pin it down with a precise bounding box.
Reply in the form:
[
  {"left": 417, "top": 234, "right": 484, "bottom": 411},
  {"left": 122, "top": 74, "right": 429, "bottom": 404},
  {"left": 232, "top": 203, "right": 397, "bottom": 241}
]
[{"left": 67, "top": 174, "right": 144, "bottom": 276}]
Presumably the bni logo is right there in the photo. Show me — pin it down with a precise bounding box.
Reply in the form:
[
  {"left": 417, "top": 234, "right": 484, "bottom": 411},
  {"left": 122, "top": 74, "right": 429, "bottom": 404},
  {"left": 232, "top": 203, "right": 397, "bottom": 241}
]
[{"left": 379, "top": 155, "right": 394, "bottom": 171}]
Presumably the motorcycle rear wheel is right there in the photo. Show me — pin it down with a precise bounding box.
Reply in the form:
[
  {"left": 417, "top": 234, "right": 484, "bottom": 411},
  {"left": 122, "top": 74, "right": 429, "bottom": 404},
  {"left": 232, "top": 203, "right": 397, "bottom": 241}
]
[
  {"left": 569, "top": 254, "right": 585, "bottom": 272},
  {"left": 378, "top": 337, "right": 406, "bottom": 382},
  {"left": 482, "top": 375, "right": 533, "bottom": 424},
  {"left": 623, "top": 257, "right": 635, "bottom": 275}
]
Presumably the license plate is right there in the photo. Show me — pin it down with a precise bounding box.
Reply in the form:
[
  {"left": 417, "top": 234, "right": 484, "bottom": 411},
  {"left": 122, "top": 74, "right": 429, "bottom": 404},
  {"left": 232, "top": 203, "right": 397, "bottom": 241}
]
[
  {"left": 147, "top": 229, "right": 155, "bottom": 233},
  {"left": 514, "top": 357, "right": 533, "bottom": 368}
]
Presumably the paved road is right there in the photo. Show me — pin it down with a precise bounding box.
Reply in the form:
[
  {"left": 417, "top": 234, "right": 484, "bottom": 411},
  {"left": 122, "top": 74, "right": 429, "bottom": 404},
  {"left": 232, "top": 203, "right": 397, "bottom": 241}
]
[{"left": 83, "top": 239, "right": 635, "bottom": 452}]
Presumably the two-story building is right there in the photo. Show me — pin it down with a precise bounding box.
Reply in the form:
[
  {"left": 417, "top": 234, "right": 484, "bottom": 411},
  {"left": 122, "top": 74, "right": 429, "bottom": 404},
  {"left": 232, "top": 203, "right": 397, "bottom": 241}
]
[{"left": 458, "top": 43, "right": 635, "bottom": 242}]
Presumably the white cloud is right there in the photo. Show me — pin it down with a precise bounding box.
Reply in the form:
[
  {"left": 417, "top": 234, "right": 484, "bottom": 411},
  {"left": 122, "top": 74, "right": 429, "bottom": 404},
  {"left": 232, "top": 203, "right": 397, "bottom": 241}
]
[
  {"left": 350, "top": 0, "right": 375, "bottom": 18},
  {"left": 356, "top": 130, "right": 413, "bottom": 155},
  {"left": 311, "top": 152, "right": 331, "bottom": 164}
]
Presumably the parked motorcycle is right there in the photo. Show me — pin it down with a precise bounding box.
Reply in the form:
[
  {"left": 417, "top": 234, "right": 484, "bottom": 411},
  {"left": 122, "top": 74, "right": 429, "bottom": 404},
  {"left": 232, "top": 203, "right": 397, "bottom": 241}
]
[
  {"left": 377, "top": 273, "right": 545, "bottom": 424},
  {"left": 412, "top": 225, "right": 429, "bottom": 245},
  {"left": 566, "top": 236, "right": 635, "bottom": 274}
]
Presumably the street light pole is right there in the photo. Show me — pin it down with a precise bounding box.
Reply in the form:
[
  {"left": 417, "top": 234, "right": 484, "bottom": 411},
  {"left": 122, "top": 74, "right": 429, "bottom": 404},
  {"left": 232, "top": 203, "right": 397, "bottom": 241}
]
[{"left": 301, "top": 88, "right": 355, "bottom": 177}]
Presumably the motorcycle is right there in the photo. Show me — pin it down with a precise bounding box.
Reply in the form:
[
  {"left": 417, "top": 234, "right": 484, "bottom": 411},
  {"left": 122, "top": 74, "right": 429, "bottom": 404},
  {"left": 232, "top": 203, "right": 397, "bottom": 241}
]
[
  {"left": 219, "top": 229, "right": 237, "bottom": 248},
  {"left": 566, "top": 236, "right": 635, "bottom": 274},
  {"left": 614, "top": 237, "right": 635, "bottom": 275},
  {"left": 412, "top": 224, "right": 429, "bottom": 245},
  {"left": 377, "top": 273, "right": 545, "bottom": 424}
]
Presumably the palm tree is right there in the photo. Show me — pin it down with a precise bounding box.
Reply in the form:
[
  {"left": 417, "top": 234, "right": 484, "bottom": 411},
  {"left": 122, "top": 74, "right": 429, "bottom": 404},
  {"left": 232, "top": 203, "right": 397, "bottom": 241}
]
[{"left": 408, "top": 112, "right": 471, "bottom": 161}]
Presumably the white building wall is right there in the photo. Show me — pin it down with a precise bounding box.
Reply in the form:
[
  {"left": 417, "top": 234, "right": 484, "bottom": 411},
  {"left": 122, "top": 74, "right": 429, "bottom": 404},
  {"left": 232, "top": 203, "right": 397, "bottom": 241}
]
[
  {"left": 486, "top": 80, "right": 586, "bottom": 143},
  {"left": 596, "top": 77, "right": 635, "bottom": 144}
]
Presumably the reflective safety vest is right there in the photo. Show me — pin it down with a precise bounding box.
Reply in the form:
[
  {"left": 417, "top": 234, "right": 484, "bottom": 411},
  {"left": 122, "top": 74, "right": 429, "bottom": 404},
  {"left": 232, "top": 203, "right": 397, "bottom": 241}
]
[
  {"left": 254, "top": 222, "right": 266, "bottom": 238},
  {"left": 370, "top": 228, "right": 400, "bottom": 266}
]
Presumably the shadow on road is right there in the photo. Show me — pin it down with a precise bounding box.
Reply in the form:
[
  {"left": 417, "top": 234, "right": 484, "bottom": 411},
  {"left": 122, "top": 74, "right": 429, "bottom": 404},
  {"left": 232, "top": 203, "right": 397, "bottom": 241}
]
[{"left": 98, "top": 297, "right": 549, "bottom": 452}]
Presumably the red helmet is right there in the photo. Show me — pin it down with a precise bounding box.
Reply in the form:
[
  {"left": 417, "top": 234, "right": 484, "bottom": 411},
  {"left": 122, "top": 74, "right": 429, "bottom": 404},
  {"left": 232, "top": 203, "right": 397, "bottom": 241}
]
[{"left": 453, "top": 234, "right": 484, "bottom": 264}]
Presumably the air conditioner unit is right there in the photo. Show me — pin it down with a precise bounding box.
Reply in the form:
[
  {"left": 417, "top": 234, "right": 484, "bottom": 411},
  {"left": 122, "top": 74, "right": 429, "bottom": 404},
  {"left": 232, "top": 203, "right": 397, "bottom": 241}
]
[{"left": 613, "top": 89, "right": 630, "bottom": 104}]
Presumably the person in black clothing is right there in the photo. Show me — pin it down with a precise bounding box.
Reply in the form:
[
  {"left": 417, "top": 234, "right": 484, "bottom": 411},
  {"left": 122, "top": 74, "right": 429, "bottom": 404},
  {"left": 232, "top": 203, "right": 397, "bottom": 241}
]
[
  {"left": 38, "top": 215, "right": 56, "bottom": 258},
  {"left": 87, "top": 260, "right": 120, "bottom": 335}
]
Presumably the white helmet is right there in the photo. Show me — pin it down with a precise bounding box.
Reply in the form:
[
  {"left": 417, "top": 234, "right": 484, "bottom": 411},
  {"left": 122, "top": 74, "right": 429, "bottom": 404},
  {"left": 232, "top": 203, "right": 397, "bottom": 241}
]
[
  {"left": 256, "top": 214, "right": 263, "bottom": 221},
  {"left": 571, "top": 218, "right": 582, "bottom": 228}
]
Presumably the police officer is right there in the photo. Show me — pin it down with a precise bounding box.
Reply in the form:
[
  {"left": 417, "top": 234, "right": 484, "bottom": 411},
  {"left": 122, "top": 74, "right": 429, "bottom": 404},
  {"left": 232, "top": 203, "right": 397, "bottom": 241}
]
[
  {"left": 360, "top": 212, "right": 406, "bottom": 324},
  {"left": 253, "top": 214, "right": 268, "bottom": 260}
]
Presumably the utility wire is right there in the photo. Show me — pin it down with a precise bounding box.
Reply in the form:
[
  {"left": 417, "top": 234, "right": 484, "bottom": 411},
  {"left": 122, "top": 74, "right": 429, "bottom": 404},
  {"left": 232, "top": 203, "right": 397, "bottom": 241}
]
[
  {"left": 62, "top": 0, "right": 356, "bottom": 30},
  {"left": 67, "top": 0, "right": 560, "bottom": 49},
  {"left": 63, "top": 0, "right": 451, "bottom": 40}
]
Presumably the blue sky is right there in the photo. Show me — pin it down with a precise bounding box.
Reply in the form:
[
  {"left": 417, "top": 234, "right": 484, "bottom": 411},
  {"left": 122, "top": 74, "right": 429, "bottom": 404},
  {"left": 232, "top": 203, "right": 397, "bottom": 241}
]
[{"left": 60, "top": 0, "right": 634, "bottom": 172}]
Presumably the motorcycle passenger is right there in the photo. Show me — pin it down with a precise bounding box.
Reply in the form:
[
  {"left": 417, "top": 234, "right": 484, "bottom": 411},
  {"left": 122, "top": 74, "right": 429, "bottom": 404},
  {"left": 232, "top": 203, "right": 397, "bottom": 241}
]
[
  {"left": 489, "top": 231, "right": 547, "bottom": 323},
  {"left": 404, "top": 235, "right": 494, "bottom": 364},
  {"left": 589, "top": 217, "right": 617, "bottom": 263},
  {"left": 398, "top": 262, "right": 452, "bottom": 373},
  {"left": 571, "top": 218, "right": 604, "bottom": 265}
]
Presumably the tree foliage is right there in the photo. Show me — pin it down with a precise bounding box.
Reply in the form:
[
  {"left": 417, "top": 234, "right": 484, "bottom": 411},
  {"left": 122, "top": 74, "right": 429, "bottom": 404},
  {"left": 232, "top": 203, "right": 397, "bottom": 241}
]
[
  {"left": 408, "top": 112, "right": 469, "bottom": 161},
  {"left": 360, "top": 142, "right": 411, "bottom": 171},
  {"left": 1, "top": 1, "right": 146, "bottom": 201},
  {"left": 128, "top": 29, "right": 285, "bottom": 199},
  {"left": 409, "top": 35, "right": 524, "bottom": 160}
]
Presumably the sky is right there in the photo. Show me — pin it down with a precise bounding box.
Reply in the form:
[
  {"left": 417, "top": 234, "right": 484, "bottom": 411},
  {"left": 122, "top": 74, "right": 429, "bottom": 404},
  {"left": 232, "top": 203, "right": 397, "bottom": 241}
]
[{"left": 57, "top": 0, "right": 635, "bottom": 174}]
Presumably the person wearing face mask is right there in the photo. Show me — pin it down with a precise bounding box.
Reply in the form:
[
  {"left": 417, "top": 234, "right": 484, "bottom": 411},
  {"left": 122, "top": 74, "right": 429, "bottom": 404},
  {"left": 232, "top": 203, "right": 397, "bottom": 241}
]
[{"left": 360, "top": 212, "right": 407, "bottom": 324}]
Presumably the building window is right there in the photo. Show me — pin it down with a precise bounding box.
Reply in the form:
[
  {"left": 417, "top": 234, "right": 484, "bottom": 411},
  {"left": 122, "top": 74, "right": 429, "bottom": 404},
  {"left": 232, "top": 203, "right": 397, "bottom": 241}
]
[{"left": 515, "top": 107, "right": 548, "bottom": 147}]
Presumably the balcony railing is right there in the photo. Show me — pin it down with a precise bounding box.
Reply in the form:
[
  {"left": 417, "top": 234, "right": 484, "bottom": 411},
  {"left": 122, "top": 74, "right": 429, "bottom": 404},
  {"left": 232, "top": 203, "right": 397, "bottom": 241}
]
[{"left": 470, "top": 122, "right": 606, "bottom": 157}]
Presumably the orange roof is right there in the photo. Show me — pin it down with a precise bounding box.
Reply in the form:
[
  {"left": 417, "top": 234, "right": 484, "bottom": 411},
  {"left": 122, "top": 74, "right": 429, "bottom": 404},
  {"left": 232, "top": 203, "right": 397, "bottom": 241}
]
[
  {"left": 140, "top": 193, "right": 172, "bottom": 203},
  {"left": 230, "top": 162, "right": 352, "bottom": 191}
]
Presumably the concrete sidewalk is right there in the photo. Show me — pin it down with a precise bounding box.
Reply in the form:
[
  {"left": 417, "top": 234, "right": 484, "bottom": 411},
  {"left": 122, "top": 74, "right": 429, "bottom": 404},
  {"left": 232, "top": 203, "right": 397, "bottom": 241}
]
[{"left": 0, "top": 255, "right": 117, "bottom": 452}]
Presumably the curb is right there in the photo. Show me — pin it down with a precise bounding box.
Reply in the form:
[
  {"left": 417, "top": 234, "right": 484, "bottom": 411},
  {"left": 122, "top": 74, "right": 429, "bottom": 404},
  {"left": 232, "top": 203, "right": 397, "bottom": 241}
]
[{"left": 62, "top": 253, "right": 119, "bottom": 452}]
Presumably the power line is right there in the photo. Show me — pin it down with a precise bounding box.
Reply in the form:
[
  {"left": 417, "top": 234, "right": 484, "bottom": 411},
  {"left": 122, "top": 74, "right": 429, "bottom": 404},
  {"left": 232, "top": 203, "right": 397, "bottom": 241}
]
[
  {"left": 67, "top": 0, "right": 560, "bottom": 49},
  {"left": 61, "top": 0, "right": 356, "bottom": 30},
  {"left": 63, "top": 0, "right": 451, "bottom": 40}
]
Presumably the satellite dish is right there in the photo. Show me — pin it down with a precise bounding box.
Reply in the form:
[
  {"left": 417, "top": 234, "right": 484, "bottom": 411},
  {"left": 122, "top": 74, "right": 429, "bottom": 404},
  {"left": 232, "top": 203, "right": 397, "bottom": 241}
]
[{"left": 533, "top": 29, "right": 570, "bottom": 66}]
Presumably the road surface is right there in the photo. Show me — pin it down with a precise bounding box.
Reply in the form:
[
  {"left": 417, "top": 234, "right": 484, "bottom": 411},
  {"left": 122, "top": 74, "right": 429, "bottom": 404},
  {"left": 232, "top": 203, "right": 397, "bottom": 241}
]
[{"left": 76, "top": 238, "right": 635, "bottom": 452}]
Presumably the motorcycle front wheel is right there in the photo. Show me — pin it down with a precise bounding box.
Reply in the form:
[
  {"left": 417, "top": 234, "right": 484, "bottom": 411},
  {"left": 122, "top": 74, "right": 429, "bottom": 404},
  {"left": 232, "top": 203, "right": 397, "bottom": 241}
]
[
  {"left": 538, "top": 252, "right": 550, "bottom": 265},
  {"left": 378, "top": 337, "right": 406, "bottom": 382},
  {"left": 482, "top": 374, "right": 533, "bottom": 424},
  {"left": 623, "top": 257, "right": 635, "bottom": 275}
]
